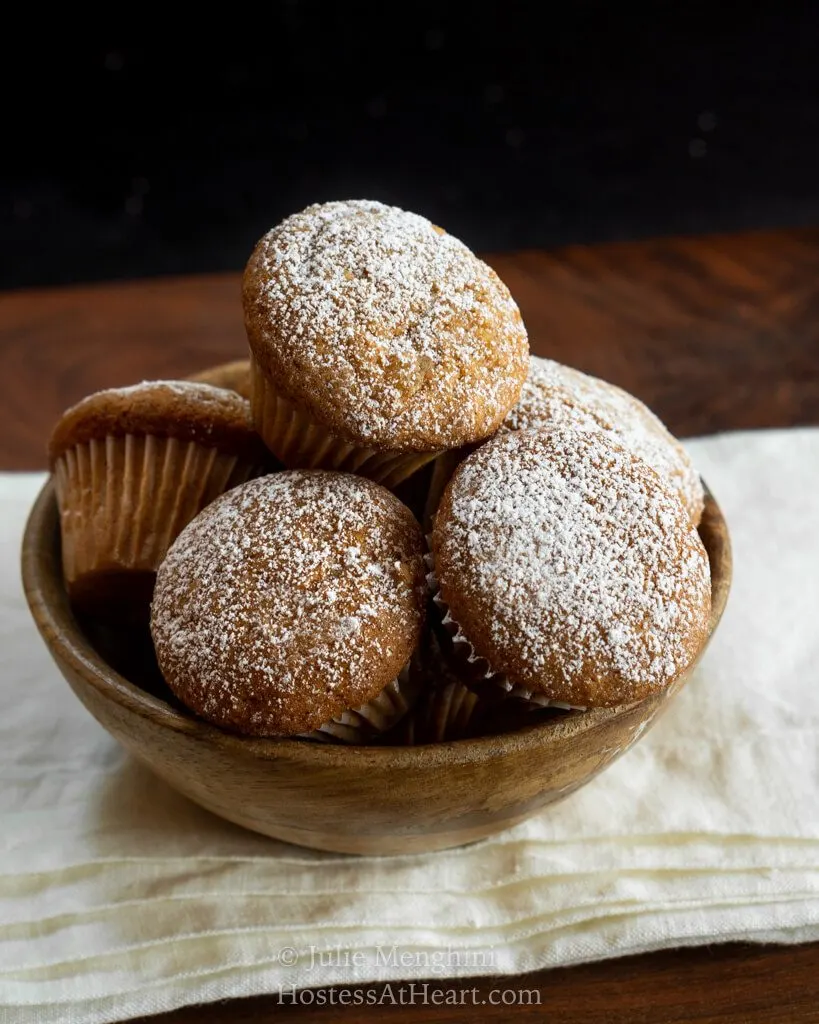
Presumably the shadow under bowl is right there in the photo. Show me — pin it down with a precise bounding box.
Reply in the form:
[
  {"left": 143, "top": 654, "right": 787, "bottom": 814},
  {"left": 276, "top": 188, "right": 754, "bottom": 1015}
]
[{"left": 21, "top": 479, "right": 731, "bottom": 856}]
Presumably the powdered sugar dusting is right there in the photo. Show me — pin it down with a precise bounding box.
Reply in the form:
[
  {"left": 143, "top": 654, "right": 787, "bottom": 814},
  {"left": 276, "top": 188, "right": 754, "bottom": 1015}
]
[
  {"left": 433, "top": 427, "right": 711, "bottom": 705},
  {"left": 60, "top": 379, "right": 249, "bottom": 420},
  {"left": 108, "top": 380, "right": 225, "bottom": 398},
  {"left": 48, "top": 378, "right": 265, "bottom": 464},
  {"left": 244, "top": 200, "right": 528, "bottom": 449},
  {"left": 502, "top": 356, "right": 704, "bottom": 522},
  {"left": 151, "top": 471, "right": 427, "bottom": 736}
]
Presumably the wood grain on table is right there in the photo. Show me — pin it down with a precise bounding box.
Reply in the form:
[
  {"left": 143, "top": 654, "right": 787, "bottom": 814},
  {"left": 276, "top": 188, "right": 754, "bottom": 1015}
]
[
  {"left": 2, "top": 227, "right": 818, "bottom": 1022},
  {"left": 3, "top": 227, "right": 819, "bottom": 469}
]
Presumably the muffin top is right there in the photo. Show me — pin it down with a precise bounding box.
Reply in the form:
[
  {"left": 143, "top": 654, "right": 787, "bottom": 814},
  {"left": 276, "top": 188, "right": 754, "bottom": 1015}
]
[
  {"left": 49, "top": 380, "right": 264, "bottom": 463},
  {"left": 151, "top": 471, "right": 427, "bottom": 736},
  {"left": 243, "top": 200, "right": 529, "bottom": 451},
  {"left": 431, "top": 427, "right": 711, "bottom": 708},
  {"left": 502, "top": 356, "right": 704, "bottom": 524},
  {"left": 188, "top": 359, "right": 252, "bottom": 400}
]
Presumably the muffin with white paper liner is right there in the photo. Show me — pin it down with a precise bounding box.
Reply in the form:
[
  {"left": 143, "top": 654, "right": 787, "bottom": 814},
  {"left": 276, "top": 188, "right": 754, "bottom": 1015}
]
[
  {"left": 150, "top": 470, "right": 427, "bottom": 742},
  {"left": 422, "top": 355, "right": 705, "bottom": 530},
  {"left": 49, "top": 381, "right": 267, "bottom": 615},
  {"left": 242, "top": 199, "right": 529, "bottom": 489},
  {"left": 428, "top": 426, "right": 712, "bottom": 711},
  {"left": 502, "top": 355, "right": 704, "bottom": 525}
]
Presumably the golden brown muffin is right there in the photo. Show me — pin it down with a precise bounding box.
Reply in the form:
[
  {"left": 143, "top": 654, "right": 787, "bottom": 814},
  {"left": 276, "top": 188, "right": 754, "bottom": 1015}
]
[
  {"left": 242, "top": 199, "right": 529, "bottom": 488},
  {"left": 49, "top": 381, "right": 267, "bottom": 614},
  {"left": 188, "top": 359, "right": 252, "bottom": 399},
  {"left": 150, "top": 471, "right": 428, "bottom": 740},
  {"left": 430, "top": 426, "right": 711, "bottom": 709},
  {"left": 502, "top": 356, "right": 704, "bottom": 524},
  {"left": 421, "top": 358, "right": 705, "bottom": 530}
]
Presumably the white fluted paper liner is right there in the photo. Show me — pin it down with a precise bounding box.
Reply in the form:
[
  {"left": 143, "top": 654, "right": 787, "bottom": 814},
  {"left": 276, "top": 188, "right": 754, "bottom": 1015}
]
[
  {"left": 424, "top": 545, "right": 587, "bottom": 712},
  {"left": 251, "top": 358, "right": 441, "bottom": 489},
  {"left": 54, "top": 435, "right": 259, "bottom": 592},
  {"left": 302, "top": 661, "right": 420, "bottom": 743},
  {"left": 402, "top": 620, "right": 532, "bottom": 744},
  {"left": 397, "top": 625, "right": 572, "bottom": 745},
  {"left": 398, "top": 651, "right": 484, "bottom": 744}
]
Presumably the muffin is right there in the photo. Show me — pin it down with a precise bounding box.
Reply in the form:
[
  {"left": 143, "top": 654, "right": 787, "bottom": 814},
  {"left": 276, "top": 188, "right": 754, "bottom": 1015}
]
[
  {"left": 189, "top": 359, "right": 252, "bottom": 399},
  {"left": 242, "top": 199, "right": 529, "bottom": 489},
  {"left": 150, "top": 471, "right": 427, "bottom": 741},
  {"left": 422, "top": 357, "right": 704, "bottom": 529},
  {"left": 502, "top": 356, "right": 704, "bottom": 524},
  {"left": 429, "top": 426, "right": 712, "bottom": 709},
  {"left": 49, "top": 381, "right": 266, "bottom": 614}
]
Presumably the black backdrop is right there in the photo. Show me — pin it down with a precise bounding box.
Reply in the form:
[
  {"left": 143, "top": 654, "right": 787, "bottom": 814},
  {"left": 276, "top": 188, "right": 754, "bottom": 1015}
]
[{"left": 4, "top": 4, "right": 819, "bottom": 289}]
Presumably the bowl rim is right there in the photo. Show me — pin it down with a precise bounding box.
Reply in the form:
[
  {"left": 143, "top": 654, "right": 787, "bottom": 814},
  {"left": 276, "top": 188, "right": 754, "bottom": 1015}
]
[{"left": 21, "top": 476, "right": 732, "bottom": 769}]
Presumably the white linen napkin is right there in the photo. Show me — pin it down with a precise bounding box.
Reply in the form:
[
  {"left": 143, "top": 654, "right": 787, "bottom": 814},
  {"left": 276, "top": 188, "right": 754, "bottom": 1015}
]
[{"left": 1, "top": 428, "right": 818, "bottom": 1024}]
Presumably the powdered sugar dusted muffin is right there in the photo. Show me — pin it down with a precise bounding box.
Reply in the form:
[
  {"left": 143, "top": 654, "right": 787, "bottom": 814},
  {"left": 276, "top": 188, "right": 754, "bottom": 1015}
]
[
  {"left": 150, "top": 471, "right": 427, "bottom": 740},
  {"left": 502, "top": 356, "right": 704, "bottom": 524},
  {"left": 49, "top": 381, "right": 266, "bottom": 614},
  {"left": 429, "top": 427, "right": 711, "bottom": 709},
  {"left": 242, "top": 200, "right": 529, "bottom": 488}
]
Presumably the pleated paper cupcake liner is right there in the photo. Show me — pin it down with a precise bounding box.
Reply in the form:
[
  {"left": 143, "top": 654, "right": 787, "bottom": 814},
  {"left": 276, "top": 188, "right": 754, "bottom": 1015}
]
[
  {"left": 250, "top": 358, "right": 440, "bottom": 489},
  {"left": 424, "top": 547, "right": 587, "bottom": 713},
  {"left": 387, "top": 625, "right": 573, "bottom": 745},
  {"left": 403, "top": 623, "right": 488, "bottom": 743},
  {"left": 421, "top": 447, "right": 471, "bottom": 532},
  {"left": 396, "top": 655, "right": 485, "bottom": 745},
  {"left": 54, "top": 435, "right": 260, "bottom": 601},
  {"left": 302, "top": 660, "right": 421, "bottom": 743}
]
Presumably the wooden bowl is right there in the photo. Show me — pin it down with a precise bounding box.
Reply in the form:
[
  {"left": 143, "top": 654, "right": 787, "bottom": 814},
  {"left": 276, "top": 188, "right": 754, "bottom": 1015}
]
[{"left": 21, "top": 479, "right": 731, "bottom": 856}]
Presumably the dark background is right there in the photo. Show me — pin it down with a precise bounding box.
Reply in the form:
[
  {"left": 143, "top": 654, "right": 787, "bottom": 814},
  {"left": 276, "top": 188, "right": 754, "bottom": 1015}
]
[{"left": 4, "top": 4, "right": 819, "bottom": 290}]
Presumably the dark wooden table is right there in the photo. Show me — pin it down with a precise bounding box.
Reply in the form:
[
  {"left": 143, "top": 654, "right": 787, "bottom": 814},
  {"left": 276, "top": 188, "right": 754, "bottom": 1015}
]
[{"left": 2, "top": 228, "right": 818, "bottom": 1022}]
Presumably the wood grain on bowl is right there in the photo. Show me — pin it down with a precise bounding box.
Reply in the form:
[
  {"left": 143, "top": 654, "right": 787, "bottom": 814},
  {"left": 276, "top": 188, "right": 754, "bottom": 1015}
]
[{"left": 21, "top": 477, "right": 730, "bottom": 856}]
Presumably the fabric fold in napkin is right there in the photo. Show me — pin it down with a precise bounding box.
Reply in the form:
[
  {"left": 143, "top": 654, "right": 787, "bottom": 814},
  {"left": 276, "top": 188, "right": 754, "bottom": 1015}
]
[{"left": 1, "top": 428, "right": 819, "bottom": 1024}]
